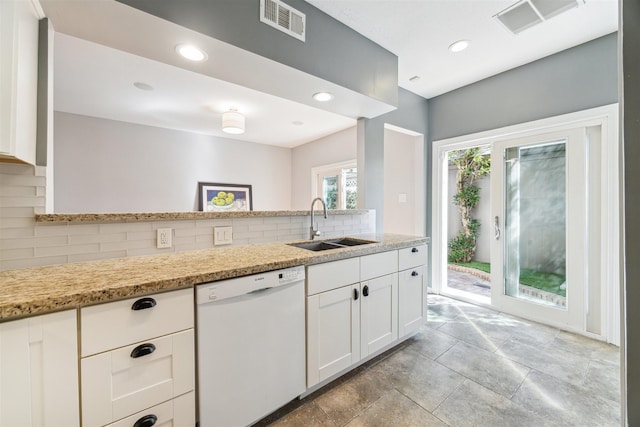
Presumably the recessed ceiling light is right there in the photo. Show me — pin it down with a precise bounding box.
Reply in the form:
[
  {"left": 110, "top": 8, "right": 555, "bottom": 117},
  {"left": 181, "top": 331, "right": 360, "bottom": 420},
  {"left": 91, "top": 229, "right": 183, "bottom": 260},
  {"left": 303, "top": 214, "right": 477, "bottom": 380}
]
[
  {"left": 448, "top": 40, "right": 471, "bottom": 53},
  {"left": 175, "top": 44, "right": 208, "bottom": 61},
  {"left": 312, "top": 92, "right": 333, "bottom": 102},
  {"left": 133, "top": 81, "right": 154, "bottom": 91}
]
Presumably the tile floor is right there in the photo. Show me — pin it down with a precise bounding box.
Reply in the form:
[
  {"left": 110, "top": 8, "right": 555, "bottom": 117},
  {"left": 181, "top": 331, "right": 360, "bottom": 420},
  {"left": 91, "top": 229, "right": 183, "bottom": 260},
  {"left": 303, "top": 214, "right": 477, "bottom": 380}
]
[{"left": 258, "top": 295, "right": 621, "bottom": 426}]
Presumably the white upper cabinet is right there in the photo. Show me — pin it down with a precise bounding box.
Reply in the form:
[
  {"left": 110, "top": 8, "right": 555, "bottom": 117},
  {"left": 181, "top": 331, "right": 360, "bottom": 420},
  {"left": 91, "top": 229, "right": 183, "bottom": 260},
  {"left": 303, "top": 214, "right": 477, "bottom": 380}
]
[{"left": 0, "top": 0, "right": 41, "bottom": 164}]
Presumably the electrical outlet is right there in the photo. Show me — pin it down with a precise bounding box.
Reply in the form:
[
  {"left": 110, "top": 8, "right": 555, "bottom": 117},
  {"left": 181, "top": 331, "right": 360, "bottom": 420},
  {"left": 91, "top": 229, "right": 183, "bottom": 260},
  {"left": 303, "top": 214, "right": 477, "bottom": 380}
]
[{"left": 157, "top": 228, "right": 172, "bottom": 249}]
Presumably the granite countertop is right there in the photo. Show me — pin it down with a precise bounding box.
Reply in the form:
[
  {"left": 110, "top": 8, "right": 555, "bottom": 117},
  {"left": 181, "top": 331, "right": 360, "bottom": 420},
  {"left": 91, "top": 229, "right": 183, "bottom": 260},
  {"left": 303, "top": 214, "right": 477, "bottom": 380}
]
[
  {"left": 0, "top": 234, "right": 428, "bottom": 321},
  {"left": 35, "top": 209, "right": 371, "bottom": 223}
]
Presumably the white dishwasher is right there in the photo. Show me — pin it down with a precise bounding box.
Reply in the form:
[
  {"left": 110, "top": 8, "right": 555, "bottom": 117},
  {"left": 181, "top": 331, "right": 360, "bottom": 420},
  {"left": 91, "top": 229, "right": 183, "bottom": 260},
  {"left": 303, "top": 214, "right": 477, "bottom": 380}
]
[{"left": 196, "top": 266, "right": 306, "bottom": 427}]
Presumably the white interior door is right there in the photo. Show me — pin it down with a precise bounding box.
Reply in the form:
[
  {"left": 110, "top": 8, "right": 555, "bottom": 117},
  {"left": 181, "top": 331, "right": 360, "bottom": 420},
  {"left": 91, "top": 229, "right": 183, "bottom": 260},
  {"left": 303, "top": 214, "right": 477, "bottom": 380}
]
[{"left": 490, "top": 128, "right": 589, "bottom": 330}]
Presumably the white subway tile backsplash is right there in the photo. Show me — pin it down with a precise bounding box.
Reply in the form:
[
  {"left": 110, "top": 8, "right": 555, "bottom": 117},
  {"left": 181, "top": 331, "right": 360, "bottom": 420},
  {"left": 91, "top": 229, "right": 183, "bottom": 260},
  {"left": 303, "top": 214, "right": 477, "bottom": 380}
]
[
  {"left": 1, "top": 247, "right": 35, "bottom": 261},
  {"left": 0, "top": 164, "right": 375, "bottom": 270},
  {"left": 68, "top": 250, "right": 127, "bottom": 263},
  {"left": 35, "top": 243, "right": 100, "bottom": 257},
  {"left": 69, "top": 232, "right": 127, "bottom": 245},
  {"left": 34, "top": 224, "right": 70, "bottom": 237}
]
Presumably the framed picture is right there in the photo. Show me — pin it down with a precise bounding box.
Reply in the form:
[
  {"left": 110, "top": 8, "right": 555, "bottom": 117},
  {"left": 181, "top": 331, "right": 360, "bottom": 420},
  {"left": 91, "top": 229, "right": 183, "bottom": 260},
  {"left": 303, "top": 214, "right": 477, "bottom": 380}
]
[{"left": 198, "top": 182, "right": 253, "bottom": 212}]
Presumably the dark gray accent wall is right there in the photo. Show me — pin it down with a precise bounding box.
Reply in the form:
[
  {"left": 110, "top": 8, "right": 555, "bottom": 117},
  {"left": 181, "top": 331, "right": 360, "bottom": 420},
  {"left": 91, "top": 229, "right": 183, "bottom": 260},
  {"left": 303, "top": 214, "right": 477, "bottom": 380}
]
[
  {"left": 362, "top": 88, "right": 429, "bottom": 232},
  {"left": 115, "top": 0, "right": 398, "bottom": 107},
  {"left": 36, "top": 18, "right": 50, "bottom": 166},
  {"left": 429, "top": 33, "right": 618, "bottom": 142},
  {"left": 622, "top": 0, "right": 640, "bottom": 423}
]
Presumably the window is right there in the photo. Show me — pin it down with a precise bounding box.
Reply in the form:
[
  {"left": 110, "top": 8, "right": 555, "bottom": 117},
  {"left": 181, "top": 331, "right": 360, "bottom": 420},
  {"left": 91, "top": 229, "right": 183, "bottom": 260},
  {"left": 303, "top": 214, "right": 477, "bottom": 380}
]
[{"left": 312, "top": 161, "right": 357, "bottom": 210}]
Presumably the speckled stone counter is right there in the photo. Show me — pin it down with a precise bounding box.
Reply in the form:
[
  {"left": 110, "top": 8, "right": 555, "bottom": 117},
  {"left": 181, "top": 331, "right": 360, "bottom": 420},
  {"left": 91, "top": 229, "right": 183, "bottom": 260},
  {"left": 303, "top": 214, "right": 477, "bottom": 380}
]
[
  {"left": 35, "top": 209, "right": 371, "bottom": 223},
  {"left": 0, "top": 234, "right": 428, "bottom": 320}
]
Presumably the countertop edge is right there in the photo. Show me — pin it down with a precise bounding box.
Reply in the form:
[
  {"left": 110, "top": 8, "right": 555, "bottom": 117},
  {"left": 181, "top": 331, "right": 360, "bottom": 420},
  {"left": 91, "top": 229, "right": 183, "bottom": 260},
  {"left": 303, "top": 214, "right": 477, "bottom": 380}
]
[
  {"left": 35, "top": 209, "right": 373, "bottom": 223},
  {"left": 0, "top": 235, "right": 428, "bottom": 321}
]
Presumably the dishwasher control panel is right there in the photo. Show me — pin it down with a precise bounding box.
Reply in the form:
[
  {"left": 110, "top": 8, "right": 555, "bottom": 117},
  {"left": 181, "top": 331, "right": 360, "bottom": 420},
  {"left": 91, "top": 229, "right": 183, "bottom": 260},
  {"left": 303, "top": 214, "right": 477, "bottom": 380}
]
[
  {"left": 196, "top": 266, "right": 305, "bottom": 304},
  {"left": 278, "top": 266, "right": 305, "bottom": 284}
]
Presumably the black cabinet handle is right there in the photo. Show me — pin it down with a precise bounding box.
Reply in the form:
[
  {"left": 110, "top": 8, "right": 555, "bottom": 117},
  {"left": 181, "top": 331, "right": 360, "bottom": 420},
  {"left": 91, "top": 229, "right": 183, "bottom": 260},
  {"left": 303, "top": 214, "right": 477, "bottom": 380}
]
[
  {"left": 411, "top": 247, "right": 419, "bottom": 253},
  {"left": 411, "top": 271, "right": 419, "bottom": 277},
  {"left": 133, "top": 414, "right": 157, "bottom": 427},
  {"left": 130, "top": 343, "right": 156, "bottom": 359},
  {"left": 354, "top": 288, "right": 359, "bottom": 300},
  {"left": 131, "top": 297, "right": 156, "bottom": 311},
  {"left": 363, "top": 285, "right": 369, "bottom": 297}
]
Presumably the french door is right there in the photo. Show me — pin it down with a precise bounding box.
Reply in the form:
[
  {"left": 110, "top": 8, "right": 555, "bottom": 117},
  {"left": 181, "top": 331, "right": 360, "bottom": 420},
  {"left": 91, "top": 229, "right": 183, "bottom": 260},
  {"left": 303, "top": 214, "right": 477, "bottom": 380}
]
[{"left": 490, "top": 128, "right": 590, "bottom": 330}]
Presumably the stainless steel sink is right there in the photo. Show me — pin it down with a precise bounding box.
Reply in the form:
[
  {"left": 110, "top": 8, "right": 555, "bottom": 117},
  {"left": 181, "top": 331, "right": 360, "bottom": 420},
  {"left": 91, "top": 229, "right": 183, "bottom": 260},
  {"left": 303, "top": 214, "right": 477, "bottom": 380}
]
[{"left": 289, "top": 237, "right": 377, "bottom": 252}]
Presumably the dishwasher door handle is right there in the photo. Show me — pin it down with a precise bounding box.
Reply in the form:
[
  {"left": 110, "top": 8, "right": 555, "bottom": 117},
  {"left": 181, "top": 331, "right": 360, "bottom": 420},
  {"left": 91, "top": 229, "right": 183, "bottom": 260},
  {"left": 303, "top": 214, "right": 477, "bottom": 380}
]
[{"left": 247, "top": 287, "right": 273, "bottom": 295}]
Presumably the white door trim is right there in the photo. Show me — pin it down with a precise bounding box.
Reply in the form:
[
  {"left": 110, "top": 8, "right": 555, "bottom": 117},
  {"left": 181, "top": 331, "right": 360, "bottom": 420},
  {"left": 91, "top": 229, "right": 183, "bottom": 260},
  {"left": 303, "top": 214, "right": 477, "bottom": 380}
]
[{"left": 431, "top": 104, "right": 619, "bottom": 343}]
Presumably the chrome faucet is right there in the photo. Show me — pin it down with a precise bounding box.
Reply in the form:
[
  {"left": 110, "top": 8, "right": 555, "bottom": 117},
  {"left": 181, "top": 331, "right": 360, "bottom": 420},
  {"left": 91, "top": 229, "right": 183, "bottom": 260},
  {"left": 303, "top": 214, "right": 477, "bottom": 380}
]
[{"left": 310, "top": 197, "right": 328, "bottom": 240}]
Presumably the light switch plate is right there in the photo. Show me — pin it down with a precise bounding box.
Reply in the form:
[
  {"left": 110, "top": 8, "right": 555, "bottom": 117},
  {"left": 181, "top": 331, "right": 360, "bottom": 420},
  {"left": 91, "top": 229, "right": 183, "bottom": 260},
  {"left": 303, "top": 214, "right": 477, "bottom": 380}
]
[{"left": 214, "top": 226, "right": 233, "bottom": 245}]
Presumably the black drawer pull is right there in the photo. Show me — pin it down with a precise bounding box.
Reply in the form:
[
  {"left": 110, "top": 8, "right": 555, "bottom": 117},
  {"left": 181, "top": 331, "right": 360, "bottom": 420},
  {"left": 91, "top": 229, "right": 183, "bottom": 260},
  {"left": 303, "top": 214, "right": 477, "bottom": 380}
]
[
  {"left": 412, "top": 271, "right": 419, "bottom": 277},
  {"left": 130, "top": 343, "right": 156, "bottom": 358},
  {"left": 133, "top": 414, "right": 157, "bottom": 427},
  {"left": 362, "top": 285, "right": 369, "bottom": 297},
  {"left": 411, "top": 247, "right": 419, "bottom": 253},
  {"left": 131, "top": 297, "right": 156, "bottom": 311},
  {"left": 354, "top": 288, "right": 359, "bottom": 300}
]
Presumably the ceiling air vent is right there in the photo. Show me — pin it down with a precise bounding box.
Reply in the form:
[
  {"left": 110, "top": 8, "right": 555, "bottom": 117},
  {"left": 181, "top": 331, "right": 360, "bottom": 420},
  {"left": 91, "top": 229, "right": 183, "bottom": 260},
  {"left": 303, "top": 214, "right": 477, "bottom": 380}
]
[
  {"left": 260, "top": 0, "right": 306, "bottom": 42},
  {"left": 495, "top": 0, "right": 579, "bottom": 35}
]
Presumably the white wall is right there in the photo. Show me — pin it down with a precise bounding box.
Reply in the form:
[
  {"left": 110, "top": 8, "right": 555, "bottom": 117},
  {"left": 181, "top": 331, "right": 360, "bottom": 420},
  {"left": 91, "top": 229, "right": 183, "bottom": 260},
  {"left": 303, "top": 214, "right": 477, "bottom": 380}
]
[
  {"left": 383, "top": 128, "right": 425, "bottom": 235},
  {"left": 54, "top": 112, "right": 292, "bottom": 213},
  {"left": 290, "top": 127, "right": 357, "bottom": 210}
]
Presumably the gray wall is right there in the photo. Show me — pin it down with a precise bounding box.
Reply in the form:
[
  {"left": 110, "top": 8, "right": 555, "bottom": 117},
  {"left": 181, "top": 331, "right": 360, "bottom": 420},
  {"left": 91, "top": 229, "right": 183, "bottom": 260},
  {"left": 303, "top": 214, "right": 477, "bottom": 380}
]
[
  {"left": 115, "top": 0, "right": 398, "bottom": 107},
  {"left": 429, "top": 33, "right": 618, "bottom": 142},
  {"left": 622, "top": 0, "right": 640, "bottom": 423},
  {"left": 361, "top": 88, "right": 430, "bottom": 233}
]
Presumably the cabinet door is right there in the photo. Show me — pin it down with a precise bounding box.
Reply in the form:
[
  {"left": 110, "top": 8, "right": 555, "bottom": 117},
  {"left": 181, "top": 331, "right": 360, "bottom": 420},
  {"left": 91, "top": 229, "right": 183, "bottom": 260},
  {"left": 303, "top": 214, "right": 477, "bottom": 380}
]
[
  {"left": 0, "top": 0, "right": 39, "bottom": 164},
  {"left": 360, "top": 273, "right": 398, "bottom": 358},
  {"left": 399, "top": 266, "right": 425, "bottom": 338},
  {"left": 0, "top": 310, "right": 80, "bottom": 427},
  {"left": 306, "top": 285, "right": 360, "bottom": 387}
]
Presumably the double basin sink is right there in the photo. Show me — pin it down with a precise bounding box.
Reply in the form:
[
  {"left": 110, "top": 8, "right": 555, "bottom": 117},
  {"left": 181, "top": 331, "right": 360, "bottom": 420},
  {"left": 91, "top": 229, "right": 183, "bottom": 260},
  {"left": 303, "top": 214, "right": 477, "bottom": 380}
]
[{"left": 289, "top": 237, "right": 377, "bottom": 252}]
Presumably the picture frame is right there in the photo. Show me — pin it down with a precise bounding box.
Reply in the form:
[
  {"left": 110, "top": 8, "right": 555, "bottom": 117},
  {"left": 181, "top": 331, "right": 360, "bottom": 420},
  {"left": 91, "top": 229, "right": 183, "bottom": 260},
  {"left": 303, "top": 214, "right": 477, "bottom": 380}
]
[{"left": 198, "top": 182, "right": 253, "bottom": 212}]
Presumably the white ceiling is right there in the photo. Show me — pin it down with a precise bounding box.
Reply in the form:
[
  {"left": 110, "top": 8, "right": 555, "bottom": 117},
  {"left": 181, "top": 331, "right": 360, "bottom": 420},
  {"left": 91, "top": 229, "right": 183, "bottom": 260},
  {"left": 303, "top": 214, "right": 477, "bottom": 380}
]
[
  {"left": 306, "top": 0, "right": 618, "bottom": 99},
  {"left": 46, "top": 0, "right": 618, "bottom": 148},
  {"left": 54, "top": 33, "right": 356, "bottom": 148}
]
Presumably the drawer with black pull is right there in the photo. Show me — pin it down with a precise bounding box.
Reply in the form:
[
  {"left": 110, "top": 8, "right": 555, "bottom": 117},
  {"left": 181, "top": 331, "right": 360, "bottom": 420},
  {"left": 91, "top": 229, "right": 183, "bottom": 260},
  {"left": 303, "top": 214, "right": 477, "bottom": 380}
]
[
  {"left": 106, "top": 391, "right": 194, "bottom": 427},
  {"left": 80, "top": 288, "right": 193, "bottom": 357},
  {"left": 81, "top": 330, "right": 194, "bottom": 427},
  {"left": 398, "top": 244, "right": 428, "bottom": 271}
]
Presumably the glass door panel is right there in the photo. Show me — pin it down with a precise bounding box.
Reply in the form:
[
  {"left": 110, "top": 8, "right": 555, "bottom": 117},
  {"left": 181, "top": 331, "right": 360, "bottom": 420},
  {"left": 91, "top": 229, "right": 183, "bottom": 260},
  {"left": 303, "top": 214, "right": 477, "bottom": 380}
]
[
  {"left": 503, "top": 141, "right": 566, "bottom": 308},
  {"left": 491, "top": 128, "right": 586, "bottom": 330}
]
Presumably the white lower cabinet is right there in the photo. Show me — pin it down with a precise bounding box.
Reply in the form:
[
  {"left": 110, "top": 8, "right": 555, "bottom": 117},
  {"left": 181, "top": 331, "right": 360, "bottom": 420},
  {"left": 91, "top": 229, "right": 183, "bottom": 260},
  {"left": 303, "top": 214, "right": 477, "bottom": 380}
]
[
  {"left": 80, "top": 289, "right": 195, "bottom": 427},
  {"left": 0, "top": 310, "right": 80, "bottom": 427},
  {"left": 307, "top": 284, "right": 360, "bottom": 386},
  {"left": 360, "top": 273, "right": 398, "bottom": 357},
  {"left": 399, "top": 265, "right": 425, "bottom": 338},
  {"left": 306, "top": 248, "right": 418, "bottom": 389}
]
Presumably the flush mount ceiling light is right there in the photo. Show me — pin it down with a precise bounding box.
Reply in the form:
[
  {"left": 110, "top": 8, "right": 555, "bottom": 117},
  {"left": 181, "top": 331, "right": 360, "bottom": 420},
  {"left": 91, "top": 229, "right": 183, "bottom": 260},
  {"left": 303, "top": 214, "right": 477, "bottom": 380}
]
[
  {"left": 222, "top": 109, "right": 245, "bottom": 134},
  {"left": 448, "top": 39, "right": 470, "bottom": 53},
  {"left": 312, "top": 92, "right": 333, "bottom": 102},
  {"left": 175, "top": 44, "right": 208, "bottom": 61}
]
